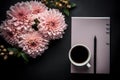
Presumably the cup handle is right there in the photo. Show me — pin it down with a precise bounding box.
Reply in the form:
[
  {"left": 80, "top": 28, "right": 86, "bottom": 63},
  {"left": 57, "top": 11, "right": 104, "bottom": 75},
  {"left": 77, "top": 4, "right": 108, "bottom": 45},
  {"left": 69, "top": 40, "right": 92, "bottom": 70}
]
[{"left": 87, "top": 63, "right": 91, "bottom": 68}]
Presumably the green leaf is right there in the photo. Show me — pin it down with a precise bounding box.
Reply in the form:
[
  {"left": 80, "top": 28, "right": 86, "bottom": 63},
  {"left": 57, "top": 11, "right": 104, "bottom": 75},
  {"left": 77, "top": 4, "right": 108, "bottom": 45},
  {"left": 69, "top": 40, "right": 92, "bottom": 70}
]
[
  {"left": 70, "top": 2, "right": 76, "bottom": 8},
  {"left": 34, "top": 19, "right": 40, "bottom": 24},
  {"left": 7, "top": 48, "right": 18, "bottom": 54},
  {"left": 20, "top": 52, "right": 29, "bottom": 62},
  {"left": 63, "top": 8, "right": 69, "bottom": 16},
  {"left": 32, "top": 19, "right": 40, "bottom": 31},
  {"left": 7, "top": 47, "right": 29, "bottom": 63},
  {"left": 32, "top": 24, "right": 38, "bottom": 31},
  {"left": 17, "top": 53, "right": 21, "bottom": 57}
]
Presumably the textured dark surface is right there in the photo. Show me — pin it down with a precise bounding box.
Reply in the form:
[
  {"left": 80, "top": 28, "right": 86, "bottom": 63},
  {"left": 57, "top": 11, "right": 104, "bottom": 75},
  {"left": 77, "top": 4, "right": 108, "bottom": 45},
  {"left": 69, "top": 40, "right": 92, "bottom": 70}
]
[{"left": 0, "top": 0, "right": 119, "bottom": 80}]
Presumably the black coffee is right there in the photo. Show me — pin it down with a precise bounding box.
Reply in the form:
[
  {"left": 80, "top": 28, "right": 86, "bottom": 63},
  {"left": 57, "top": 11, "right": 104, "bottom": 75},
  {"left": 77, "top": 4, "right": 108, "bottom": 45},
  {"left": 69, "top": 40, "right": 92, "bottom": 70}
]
[{"left": 70, "top": 45, "right": 89, "bottom": 63}]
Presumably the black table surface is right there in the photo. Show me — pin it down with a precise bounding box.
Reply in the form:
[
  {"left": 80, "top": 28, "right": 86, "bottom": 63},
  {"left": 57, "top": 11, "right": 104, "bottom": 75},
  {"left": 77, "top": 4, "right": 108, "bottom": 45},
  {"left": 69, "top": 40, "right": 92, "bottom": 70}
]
[{"left": 0, "top": 0, "right": 119, "bottom": 80}]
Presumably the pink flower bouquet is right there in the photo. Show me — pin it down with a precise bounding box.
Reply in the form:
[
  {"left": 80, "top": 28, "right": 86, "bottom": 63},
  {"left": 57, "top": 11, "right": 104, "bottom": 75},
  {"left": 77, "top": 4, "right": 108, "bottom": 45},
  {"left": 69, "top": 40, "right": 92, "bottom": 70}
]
[{"left": 0, "top": 1, "right": 67, "bottom": 58}]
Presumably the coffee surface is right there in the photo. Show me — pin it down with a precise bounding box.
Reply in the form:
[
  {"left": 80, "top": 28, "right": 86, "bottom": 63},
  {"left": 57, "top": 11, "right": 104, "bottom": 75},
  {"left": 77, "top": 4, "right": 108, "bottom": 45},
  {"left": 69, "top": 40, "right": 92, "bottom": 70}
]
[{"left": 71, "top": 46, "right": 89, "bottom": 63}]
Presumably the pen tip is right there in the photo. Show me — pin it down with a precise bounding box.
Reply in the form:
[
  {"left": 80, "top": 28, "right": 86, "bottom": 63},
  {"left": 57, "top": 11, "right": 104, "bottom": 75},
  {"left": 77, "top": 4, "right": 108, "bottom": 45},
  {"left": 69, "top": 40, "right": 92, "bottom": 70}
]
[{"left": 94, "top": 36, "right": 97, "bottom": 39}]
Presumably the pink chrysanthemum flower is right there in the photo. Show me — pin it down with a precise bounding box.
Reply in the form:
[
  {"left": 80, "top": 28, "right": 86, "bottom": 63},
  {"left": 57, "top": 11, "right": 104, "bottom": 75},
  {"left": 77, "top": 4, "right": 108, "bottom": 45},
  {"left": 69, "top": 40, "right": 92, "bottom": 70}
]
[
  {"left": 0, "top": 1, "right": 68, "bottom": 58},
  {"left": 18, "top": 32, "right": 49, "bottom": 58},
  {"left": 7, "top": 2, "right": 31, "bottom": 20},
  {"left": 10, "top": 18, "right": 34, "bottom": 32},
  {"left": 29, "top": 1, "right": 48, "bottom": 14},
  {"left": 38, "top": 9, "right": 67, "bottom": 40},
  {"left": 0, "top": 20, "right": 21, "bottom": 45}
]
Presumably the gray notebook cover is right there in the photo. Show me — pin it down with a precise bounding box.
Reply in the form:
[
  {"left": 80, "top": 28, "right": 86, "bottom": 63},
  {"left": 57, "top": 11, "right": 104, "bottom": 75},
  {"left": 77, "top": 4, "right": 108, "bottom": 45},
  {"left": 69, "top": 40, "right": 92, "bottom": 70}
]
[{"left": 71, "top": 17, "right": 110, "bottom": 74}]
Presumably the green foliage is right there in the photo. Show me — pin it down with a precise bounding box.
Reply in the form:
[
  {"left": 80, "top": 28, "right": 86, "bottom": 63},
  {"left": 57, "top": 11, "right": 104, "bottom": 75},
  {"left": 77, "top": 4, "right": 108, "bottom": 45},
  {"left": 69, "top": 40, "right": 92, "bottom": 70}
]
[
  {"left": 63, "top": 8, "right": 69, "bottom": 16},
  {"left": 41, "top": 0, "right": 76, "bottom": 16},
  {"left": 20, "top": 52, "right": 29, "bottom": 62},
  {"left": 7, "top": 47, "right": 29, "bottom": 62},
  {"left": 70, "top": 2, "right": 76, "bottom": 8},
  {"left": 32, "top": 19, "right": 40, "bottom": 31}
]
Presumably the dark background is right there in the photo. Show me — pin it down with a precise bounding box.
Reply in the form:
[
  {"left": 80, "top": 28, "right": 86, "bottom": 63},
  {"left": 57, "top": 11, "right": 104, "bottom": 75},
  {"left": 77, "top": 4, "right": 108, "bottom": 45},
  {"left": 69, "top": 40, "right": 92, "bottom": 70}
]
[{"left": 0, "top": 0, "right": 119, "bottom": 80}]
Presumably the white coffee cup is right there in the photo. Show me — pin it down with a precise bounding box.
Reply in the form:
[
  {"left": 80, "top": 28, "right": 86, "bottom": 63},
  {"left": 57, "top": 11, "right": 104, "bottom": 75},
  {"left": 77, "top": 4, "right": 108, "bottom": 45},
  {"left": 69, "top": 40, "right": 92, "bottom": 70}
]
[{"left": 69, "top": 44, "right": 91, "bottom": 68}]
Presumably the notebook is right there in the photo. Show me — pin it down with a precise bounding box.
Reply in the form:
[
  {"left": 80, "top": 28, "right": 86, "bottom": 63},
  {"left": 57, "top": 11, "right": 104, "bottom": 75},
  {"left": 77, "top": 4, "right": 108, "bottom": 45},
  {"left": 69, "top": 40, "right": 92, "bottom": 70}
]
[{"left": 71, "top": 17, "right": 110, "bottom": 74}]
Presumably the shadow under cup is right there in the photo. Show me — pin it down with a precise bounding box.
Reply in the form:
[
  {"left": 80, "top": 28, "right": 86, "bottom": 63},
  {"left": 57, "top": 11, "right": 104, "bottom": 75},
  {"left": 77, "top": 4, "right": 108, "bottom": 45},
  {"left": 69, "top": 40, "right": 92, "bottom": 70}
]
[{"left": 69, "top": 45, "right": 91, "bottom": 67}]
